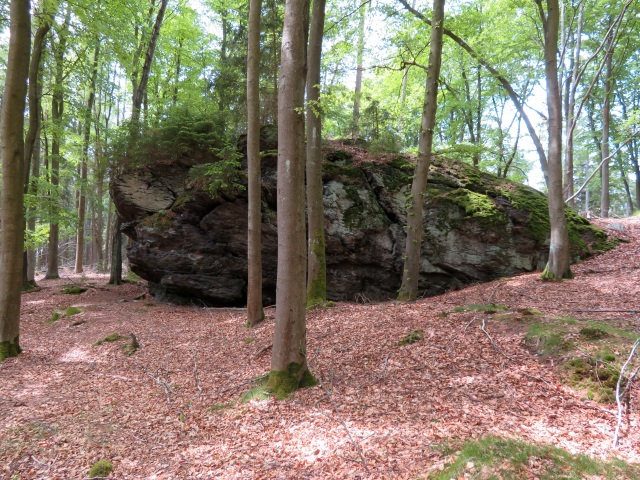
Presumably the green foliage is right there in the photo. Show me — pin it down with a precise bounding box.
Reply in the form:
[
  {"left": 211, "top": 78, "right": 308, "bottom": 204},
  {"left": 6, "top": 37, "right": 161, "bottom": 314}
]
[
  {"left": 88, "top": 459, "right": 113, "bottom": 478},
  {"left": 187, "top": 145, "right": 246, "bottom": 198},
  {"left": 523, "top": 323, "right": 570, "bottom": 356},
  {"left": 93, "top": 333, "right": 126, "bottom": 347},
  {"left": 397, "top": 329, "right": 425, "bottom": 346},
  {"left": 428, "top": 436, "right": 640, "bottom": 479},
  {"left": 61, "top": 286, "right": 88, "bottom": 295},
  {"left": 65, "top": 306, "right": 83, "bottom": 317}
]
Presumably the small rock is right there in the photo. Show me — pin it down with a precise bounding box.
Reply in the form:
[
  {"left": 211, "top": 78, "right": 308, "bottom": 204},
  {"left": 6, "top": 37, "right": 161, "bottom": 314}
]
[{"left": 608, "top": 222, "right": 625, "bottom": 231}]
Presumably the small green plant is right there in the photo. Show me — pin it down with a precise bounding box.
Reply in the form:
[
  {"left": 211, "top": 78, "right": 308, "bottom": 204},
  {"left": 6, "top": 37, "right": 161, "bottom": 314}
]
[
  {"left": 397, "top": 329, "right": 425, "bottom": 346},
  {"left": 523, "top": 323, "right": 570, "bottom": 356},
  {"left": 517, "top": 308, "right": 543, "bottom": 316},
  {"left": 307, "top": 300, "right": 335, "bottom": 311},
  {"left": 240, "top": 386, "right": 270, "bottom": 403},
  {"left": 188, "top": 145, "right": 245, "bottom": 198},
  {"left": 65, "top": 306, "right": 83, "bottom": 317},
  {"left": 244, "top": 337, "right": 254, "bottom": 344},
  {"left": 88, "top": 459, "right": 113, "bottom": 478},
  {"left": 93, "top": 333, "right": 126, "bottom": 347},
  {"left": 579, "top": 327, "right": 609, "bottom": 340},
  {"left": 48, "top": 311, "right": 62, "bottom": 324}
]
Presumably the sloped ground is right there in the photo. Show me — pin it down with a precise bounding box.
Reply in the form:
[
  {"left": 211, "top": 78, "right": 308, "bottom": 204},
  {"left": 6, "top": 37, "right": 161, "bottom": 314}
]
[{"left": 1, "top": 217, "right": 639, "bottom": 479}]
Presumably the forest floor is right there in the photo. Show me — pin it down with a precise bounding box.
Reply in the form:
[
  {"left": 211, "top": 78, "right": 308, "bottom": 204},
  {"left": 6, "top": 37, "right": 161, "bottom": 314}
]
[{"left": 2, "top": 217, "right": 640, "bottom": 479}]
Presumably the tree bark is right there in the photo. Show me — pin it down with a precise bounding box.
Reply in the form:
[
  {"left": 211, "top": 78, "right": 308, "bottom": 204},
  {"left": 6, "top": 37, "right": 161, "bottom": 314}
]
[
  {"left": 269, "top": 0, "right": 313, "bottom": 396},
  {"left": 563, "top": 4, "right": 582, "bottom": 207},
  {"left": 45, "top": 5, "right": 71, "bottom": 280},
  {"left": 23, "top": 19, "right": 50, "bottom": 287},
  {"left": 75, "top": 43, "right": 100, "bottom": 273},
  {"left": 600, "top": 32, "right": 614, "bottom": 218},
  {"left": 246, "top": 0, "right": 264, "bottom": 326},
  {"left": 0, "top": 0, "right": 30, "bottom": 361},
  {"left": 131, "top": 0, "right": 168, "bottom": 127},
  {"left": 351, "top": 2, "right": 366, "bottom": 140},
  {"left": 397, "top": 0, "right": 445, "bottom": 302},
  {"left": 540, "top": 0, "right": 571, "bottom": 279},
  {"left": 306, "top": 0, "right": 327, "bottom": 307}
]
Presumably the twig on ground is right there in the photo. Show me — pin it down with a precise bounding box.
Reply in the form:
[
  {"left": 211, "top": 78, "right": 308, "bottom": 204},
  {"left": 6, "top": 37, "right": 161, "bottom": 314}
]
[
  {"left": 481, "top": 318, "right": 519, "bottom": 362},
  {"left": 613, "top": 338, "right": 640, "bottom": 448},
  {"left": 442, "top": 317, "right": 477, "bottom": 351},
  {"left": 317, "top": 374, "right": 370, "bottom": 474},
  {"left": 192, "top": 347, "right": 203, "bottom": 398},
  {"left": 377, "top": 352, "right": 392, "bottom": 382}
]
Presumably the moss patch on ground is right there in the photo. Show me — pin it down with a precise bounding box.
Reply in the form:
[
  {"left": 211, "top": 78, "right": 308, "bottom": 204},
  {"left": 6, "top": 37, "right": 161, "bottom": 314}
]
[
  {"left": 522, "top": 316, "right": 640, "bottom": 403},
  {"left": 427, "top": 436, "right": 640, "bottom": 479},
  {"left": 88, "top": 459, "right": 113, "bottom": 478}
]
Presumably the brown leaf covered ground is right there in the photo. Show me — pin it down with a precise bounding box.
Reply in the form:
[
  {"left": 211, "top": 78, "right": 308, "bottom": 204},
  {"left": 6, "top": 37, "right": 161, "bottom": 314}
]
[{"left": 2, "top": 217, "right": 640, "bottom": 479}]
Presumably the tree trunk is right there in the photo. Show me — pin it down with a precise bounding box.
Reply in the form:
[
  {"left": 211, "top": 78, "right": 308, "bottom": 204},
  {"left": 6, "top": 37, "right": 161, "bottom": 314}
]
[
  {"left": 351, "top": 2, "right": 366, "bottom": 140},
  {"left": 23, "top": 20, "right": 50, "bottom": 288},
  {"left": 306, "top": 0, "right": 327, "bottom": 307},
  {"left": 75, "top": 43, "right": 100, "bottom": 273},
  {"left": 109, "top": 216, "right": 123, "bottom": 285},
  {"left": 45, "top": 6, "right": 71, "bottom": 280},
  {"left": 563, "top": 4, "right": 582, "bottom": 207},
  {"left": 397, "top": 0, "right": 445, "bottom": 301},
  {"left": 269, "top": 0, "right": 314, "bottom": 397},
  {"left": 246, "top": 0, "right": 264, "bottom": 326},
  {"left": 541, "top": 0, "right": 571, "bottom": 279},
  {"left": 131, "top": 0, "right": 168, "bottom": 127},
  {"left": 600, "top": 34, "right": 614, "bottom": 218},
  {"left": 0, "top": 0, "right": 30, "bottom": 361}
]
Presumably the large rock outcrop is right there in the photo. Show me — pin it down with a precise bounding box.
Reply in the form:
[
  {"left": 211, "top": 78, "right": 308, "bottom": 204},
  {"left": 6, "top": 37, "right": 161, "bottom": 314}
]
[{"left": 112, "top": 127, "right": 610, "bottom": 306}]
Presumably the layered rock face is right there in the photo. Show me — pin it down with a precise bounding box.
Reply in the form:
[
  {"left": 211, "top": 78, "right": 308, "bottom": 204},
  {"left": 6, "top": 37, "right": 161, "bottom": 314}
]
[{"left": 112, "top": 127, "right": 609, "bottom": 306}]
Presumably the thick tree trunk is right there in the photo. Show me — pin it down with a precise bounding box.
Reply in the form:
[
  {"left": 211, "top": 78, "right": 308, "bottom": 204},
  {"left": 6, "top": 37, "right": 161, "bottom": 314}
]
[
  {"left": 306, "top": 0, "right": 327, "bottom": 307},
  {"left": 269, "top": 0, "right": 314, "bottom": 397},
  {"left": 541, "top": 0, "right": 571, "bottom": 279},
  {"left": 75, "top": 43, "right": 100, "bottom": 273},
  {"left": 246, "top": 0, "right": 264, "bottom": 326},
  {"left": 397, "top": 0, "right": 445, "bottom": 301},
  {"left": 0, "top": 0, "right": 30, "bottom": 361}
]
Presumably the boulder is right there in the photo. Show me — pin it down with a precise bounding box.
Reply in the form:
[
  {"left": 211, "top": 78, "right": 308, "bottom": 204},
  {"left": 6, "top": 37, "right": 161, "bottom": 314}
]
[{"left": 112, "top": 128, "right": 611, "bottom": 306}]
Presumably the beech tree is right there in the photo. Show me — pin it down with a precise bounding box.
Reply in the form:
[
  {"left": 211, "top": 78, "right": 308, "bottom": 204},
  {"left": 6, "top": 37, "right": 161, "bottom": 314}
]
[
  {"left": 539, "top": 0, "right": 571, "bottom": 279},
  {"left": 268, "top": 0, "right": 316, "bottom": 397},
  {"left": 246, "top": 0, "right": 264, "bottom": 326},
  {"left": 306, "top": 0, "right": 328, "bottom": 306},
  {"left": 397, "top": 0, "right": 445, "bottom": 301},
  {"left": 0, "top": 0, "right": 31, "bottom": 361}
]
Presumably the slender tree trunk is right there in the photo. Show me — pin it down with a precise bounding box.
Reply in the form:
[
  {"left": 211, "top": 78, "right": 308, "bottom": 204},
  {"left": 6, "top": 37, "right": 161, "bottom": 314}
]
[
  {"left": 306, "top": 0, "right": 327, "bottom": 307},
  {"left": 131, "top": 0, "right": 168, "bottom": 127},
  {"left": 541, "top": 0, "right": 571, "bottom": 279},
  {"left": 27, "top": 90, "right": 42, "bottom": 283},
  {"left": 351, "top": 2, "right": 366, "bottom": 140},
  {"left": 600, "top": 35, "right": 613, "bottom": 218},
  {"left": 246, "top": 0, "right": 264, "bottom": 326},
  {"left": 399, "top": 0, "right": 549, "bottom": 182},
  {"left": 0, "top": 0, "right": 30, "bottom": 361},
  {"left": 46, "top": 6, "right": 71, "bottom": 280},
  {"left": 23, "top": 20, "right": 50, "bottom": 288},
  {"left": 109, "top": 216, "right": 123, "bottom": 285},
  {"left": 563, "top": 4, "right": 583, "bottom": 207},
  {"left": 75, "top": 43, "right": 99, "bottom": 273},
  {"left": 397, "top": 0, "right": 445, "bottom": 301},
  {"left": 269, "top": 0, "right": 313, "bottom": 395}
]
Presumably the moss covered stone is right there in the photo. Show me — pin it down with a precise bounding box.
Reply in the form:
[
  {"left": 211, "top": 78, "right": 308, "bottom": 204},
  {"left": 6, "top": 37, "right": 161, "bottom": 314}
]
[
  {"left": 93, "top": 333, "right": 126, "bottom": 347},
  {"left": 88, "top": 459, "right": 113, "bottom": 478},
  {"left": 65, "top": 306, "right": 84, "bottom": 317},
  {"left": 61, "top": 286, "right": 88, "bottom": 295}
]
